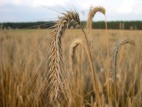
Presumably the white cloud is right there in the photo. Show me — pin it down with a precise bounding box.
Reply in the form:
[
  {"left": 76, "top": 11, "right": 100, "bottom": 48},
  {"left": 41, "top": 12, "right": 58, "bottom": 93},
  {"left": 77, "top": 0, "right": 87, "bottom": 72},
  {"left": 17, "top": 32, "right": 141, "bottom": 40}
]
[
  {"left": 32, "top": 0, "right": 69, "bottom": 7},
  {"left": 0, "top": 0, "right": 105, "bottom": 8},
  {"left": 133, "top": 0, "right": 142, "bottom": 14},
  {"left": 117, "top": 0, "right": 135, "bottom": 14},
  {"left": 74, "top": 0, "right": 104, "bottom": 10},
  {"left": 0, "top": 0, "right": 69, "bottom": 7},
  {"left": 0, "top": 0, "right": 142, "bottom": 22},
  {"left": 0, "top": 0, "right": 32, "bottom": 6},
  {"left": 117, "top": 0, "right": 142, "bottom": 15}
]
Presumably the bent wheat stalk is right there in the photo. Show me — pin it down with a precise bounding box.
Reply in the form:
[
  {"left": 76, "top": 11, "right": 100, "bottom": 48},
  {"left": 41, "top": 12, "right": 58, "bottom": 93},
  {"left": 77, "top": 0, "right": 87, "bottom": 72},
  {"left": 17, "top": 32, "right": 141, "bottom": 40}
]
[
  {"left": 111, "top": 39, "right": 135, "bottom": 81},
  {"left": 69, "top": 39, "right": 83, "bottom": 72},
  {"left": 46, "top": 11, "right": 80, "bottom": 102},
  {"left": 87, "top": 6, "right": 105, "bottom": 37},
  {"left": 81, "top": 28, "right": 102, "bottom": 107},
  {"left": 69, "top": 33, "right": 102, "bottom": 106}
]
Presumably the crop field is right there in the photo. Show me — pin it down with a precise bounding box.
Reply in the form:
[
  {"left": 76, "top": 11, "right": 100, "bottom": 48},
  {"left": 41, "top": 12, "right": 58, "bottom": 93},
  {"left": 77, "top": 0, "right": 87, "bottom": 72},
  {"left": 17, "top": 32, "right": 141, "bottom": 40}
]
[
  {"left": 0, "top": 5, "right": 142, "bottom": 107},
  {"left": 0, "top": 28, "right": 142, "bottom": 107}
]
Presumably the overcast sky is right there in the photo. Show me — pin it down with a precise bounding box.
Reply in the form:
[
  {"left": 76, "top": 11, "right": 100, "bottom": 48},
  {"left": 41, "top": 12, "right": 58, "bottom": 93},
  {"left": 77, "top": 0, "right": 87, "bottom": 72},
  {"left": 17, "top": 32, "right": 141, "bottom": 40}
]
[{"left": 0, "top": 0, "right": 142, "bottom": 22}]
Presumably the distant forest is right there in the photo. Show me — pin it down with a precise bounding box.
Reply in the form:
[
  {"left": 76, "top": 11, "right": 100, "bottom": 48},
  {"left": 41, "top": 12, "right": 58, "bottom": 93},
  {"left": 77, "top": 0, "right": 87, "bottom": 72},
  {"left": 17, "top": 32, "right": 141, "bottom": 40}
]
[{"left": 1, "top": 21, "right": 142, "bottom": 30}]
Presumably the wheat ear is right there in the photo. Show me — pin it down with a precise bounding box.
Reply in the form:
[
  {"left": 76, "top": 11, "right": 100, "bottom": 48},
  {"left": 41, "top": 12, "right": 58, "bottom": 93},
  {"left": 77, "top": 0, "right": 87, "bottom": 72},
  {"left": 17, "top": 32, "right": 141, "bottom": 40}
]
[
  {"left": 87, "top": 6, "right": 105, "bottom": 33},
  {"left": 47, "top": 11, "right": 80, "bottom": 102},
  {"left": 69, "top": 39, "right": 83, "bottom": 72},
  {"left": 111, "top": 39, "right": 135, "bottom": 81}
]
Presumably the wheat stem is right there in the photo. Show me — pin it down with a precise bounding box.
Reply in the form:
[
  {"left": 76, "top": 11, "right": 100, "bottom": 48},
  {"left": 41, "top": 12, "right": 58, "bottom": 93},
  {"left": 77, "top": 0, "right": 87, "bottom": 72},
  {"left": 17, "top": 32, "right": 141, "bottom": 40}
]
[{"left": 81, "top": 28, "right": 102, "bottom": 107}]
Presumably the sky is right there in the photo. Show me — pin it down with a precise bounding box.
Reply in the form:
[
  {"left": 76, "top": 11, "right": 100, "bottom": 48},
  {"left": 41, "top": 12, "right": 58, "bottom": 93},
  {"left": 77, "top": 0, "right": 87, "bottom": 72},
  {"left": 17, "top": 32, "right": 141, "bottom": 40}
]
[{"left": 0, "top": 0, "right": 142, "bottom": 22}]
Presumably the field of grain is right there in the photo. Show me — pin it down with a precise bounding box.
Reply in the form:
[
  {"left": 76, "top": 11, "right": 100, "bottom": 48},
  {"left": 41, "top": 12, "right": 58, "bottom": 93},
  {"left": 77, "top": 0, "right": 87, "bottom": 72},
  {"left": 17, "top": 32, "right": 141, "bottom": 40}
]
[{"left": 0, "top": 28, "right": 142, "bottom": 107}]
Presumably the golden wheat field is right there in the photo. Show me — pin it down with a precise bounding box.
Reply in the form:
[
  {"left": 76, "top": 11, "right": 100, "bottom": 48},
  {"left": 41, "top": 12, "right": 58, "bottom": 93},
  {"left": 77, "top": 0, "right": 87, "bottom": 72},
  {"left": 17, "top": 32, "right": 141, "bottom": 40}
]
[
  {"left": 0, "top": 28, "right": 142, "bottom": 107},
  {"left": 0, "top": 5, "right": 141, "bottom": 107}
]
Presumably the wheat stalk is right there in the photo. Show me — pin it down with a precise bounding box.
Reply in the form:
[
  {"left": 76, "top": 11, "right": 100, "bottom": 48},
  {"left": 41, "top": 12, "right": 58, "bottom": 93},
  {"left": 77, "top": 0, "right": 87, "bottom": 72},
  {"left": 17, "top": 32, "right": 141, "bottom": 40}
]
[
  {"left": 111, "top": 38, "right": 135, "bottom": 81},
  {"left": 44, "top": 11, "right": 80, "bottom": 103},
  {"left": 87, "top": 6, "right": 105, "bottom": 35},
  {"left": 69, "top": 37, "right": 103, "bottom": 106},
  {"left": 69, "top": 39, "right": 83, "bottom": 72},
  {"left": 86, "top": 6, "right": 105, "bottom": 106}
]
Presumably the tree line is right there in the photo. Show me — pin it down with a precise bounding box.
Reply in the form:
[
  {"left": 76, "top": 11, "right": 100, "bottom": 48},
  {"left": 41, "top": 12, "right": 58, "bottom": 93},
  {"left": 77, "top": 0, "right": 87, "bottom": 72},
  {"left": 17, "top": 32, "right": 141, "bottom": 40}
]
[{"left": 1, "top": 21, "right": 142, "bottom": 30}]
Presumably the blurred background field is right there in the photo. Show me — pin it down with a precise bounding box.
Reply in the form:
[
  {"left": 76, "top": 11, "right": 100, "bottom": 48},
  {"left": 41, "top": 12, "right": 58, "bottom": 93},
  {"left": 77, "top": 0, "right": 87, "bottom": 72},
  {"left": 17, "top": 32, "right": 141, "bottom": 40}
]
[{"left": 0, "top": 29, "right": 142, "bottom": 106}]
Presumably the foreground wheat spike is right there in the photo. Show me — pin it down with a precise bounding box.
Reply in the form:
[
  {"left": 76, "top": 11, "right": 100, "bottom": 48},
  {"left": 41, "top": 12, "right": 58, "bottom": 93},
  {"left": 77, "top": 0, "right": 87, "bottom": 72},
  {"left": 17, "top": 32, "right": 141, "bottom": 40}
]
[
  {"left": 46, "top": 11, "right": 80, "bottom": 102},
  {"left": 111, "top": 39, "right": 135, "bottom": 81},
  {"left": 87, "top": 6, "right": 105, "bottom": 32}
]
